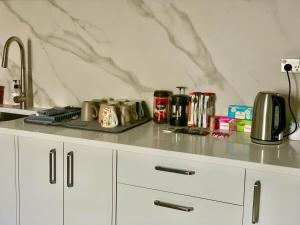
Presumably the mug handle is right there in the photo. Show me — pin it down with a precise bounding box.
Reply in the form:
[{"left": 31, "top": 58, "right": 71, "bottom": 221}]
[{"left": 92, "top": 105, "right": 98, "bottom": 119}]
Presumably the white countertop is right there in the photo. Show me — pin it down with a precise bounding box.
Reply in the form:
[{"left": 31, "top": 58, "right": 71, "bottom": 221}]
[
  {"left": 0, "top": 104, "right": 42, "bottom": 115},
  {"left": 0, "top": 117, "right": 300, "bottom": 176}
]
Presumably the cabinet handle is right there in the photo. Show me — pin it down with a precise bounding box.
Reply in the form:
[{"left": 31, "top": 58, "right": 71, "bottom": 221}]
[
  {"left": 67, "top": 151, "right": 74, "bottom": 187},
  {"left": 49, "top": 149, "right": 56, "bottom": 184},
  {"left": 252, "top": 181, "right": 261, "bottom": 224},
  {"left": 155, "top": 166, "right": 195, "bottom": 175},
  {"left": 154, "top": 200, "right": 194, "bottom": 212}
]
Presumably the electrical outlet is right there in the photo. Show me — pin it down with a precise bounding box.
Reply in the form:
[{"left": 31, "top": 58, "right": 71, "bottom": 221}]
[{"left": 281, "top": 58, "right": 300, "bottom": 73}]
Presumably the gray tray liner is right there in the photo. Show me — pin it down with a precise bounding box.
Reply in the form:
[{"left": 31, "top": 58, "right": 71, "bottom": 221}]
[{"left": 25, "top": 117, "right": 151, "bottom": 133}]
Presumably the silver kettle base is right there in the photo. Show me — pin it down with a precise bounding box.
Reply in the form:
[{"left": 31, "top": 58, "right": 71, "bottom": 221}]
[{"left": 251, "top": 137, "right": 283, "bottom": 145}]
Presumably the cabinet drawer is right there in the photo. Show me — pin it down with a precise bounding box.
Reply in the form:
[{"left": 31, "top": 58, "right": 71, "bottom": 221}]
[
  {"left": 117, "top": 184, "right": 243, "bottom": 225},
  {"left": 118, "top": 151, "right": 245, "bottom": 205}
]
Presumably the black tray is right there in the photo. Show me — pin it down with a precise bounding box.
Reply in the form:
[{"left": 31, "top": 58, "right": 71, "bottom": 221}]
[{"left": 25, "top": 117, "right": 151, "bottom": 133}]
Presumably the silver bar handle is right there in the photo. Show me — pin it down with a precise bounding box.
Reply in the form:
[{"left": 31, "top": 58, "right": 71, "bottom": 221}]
[
  {"left": 154, "top": 200, "right": 194, "bottom": 212},
  {"left": 155, "top": 166, "right": 195, "bottom": 175},
  {"left": 252, "top": 181, "right": 261, "bottom": 224},
  {"left": 49, "top": 149, "right": 56, "bottom": 184},
  {"left": 67, "top": 151, "right": 74, "bottom": 188}
]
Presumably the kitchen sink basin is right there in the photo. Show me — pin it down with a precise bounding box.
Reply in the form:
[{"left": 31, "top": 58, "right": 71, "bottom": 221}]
[{"left": 0, "top": 112, "right": 27, "bottom": 122}]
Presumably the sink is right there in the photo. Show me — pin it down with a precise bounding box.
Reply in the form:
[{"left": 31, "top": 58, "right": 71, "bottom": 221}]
[{"left": 0, "top": 112, "right": 27, "bottom": 121}]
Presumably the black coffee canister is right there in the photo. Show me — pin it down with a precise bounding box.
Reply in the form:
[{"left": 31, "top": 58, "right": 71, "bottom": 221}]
[{"left": 170, "top": 87, "right": 190, "bottom": 126}]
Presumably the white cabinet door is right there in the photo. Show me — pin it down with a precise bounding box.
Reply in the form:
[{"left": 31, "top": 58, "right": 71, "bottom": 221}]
[
  {"left": 18, "top": 136, "right": 63, "bottom": 225},
  {"left": 244, "top": 169, "right": 300, "bottom": 225},
  {"left": 64, "top": 142, "right": 112, "bottom": 225},
  {"left": 0, "top": 134, "right": 16, "bottom": 225},
  {"left": 118, "top": 184, "right": 243, "bottom": 225}
]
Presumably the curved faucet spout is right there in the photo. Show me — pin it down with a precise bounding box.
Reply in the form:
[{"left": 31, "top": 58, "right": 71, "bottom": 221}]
[{"left": 1, "top": 36, "right": 27, "bottom": 109}]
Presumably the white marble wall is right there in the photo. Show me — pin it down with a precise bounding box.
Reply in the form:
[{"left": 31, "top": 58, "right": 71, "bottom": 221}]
[{"left": 0, "top": 0, "right": 299, "bottom": 116}]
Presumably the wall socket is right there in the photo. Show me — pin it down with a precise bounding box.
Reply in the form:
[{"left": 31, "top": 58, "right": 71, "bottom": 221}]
[{"left": 281, "top": 58, "right": 300, "bottom": 73}]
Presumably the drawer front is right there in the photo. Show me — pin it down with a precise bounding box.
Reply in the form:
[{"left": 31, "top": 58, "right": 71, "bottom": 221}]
[
  {"left": 118, "top": 151, "right": 245, "bottom": 205},
  {"left": 117, "top": 184, "right": 243, "bottom": 225}
]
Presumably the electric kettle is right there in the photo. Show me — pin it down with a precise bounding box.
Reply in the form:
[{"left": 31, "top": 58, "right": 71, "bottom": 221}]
[{"left": 251, "top": 92, "right": 286, "bottom": 145}]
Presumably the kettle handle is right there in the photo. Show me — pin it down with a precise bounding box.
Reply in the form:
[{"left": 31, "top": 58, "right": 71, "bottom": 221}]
[{"left": 272, "top": 96, "right": 286, "bottom": 136}]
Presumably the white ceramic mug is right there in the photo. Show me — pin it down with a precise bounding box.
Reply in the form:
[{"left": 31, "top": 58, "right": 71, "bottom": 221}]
[{"left": 99, "top": 104, "right": 119, "bottom": 128}]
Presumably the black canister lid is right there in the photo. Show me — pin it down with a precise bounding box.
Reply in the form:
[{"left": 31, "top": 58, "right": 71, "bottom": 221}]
[
  {"left": 154, "top": 90, "right": 171, "bottom": 98},
  {"left": 171, "top": 95, "right": 190, "bottom": 104}
]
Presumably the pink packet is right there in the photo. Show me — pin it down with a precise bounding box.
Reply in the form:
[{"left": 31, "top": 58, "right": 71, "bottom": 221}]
[{"left": 215, "top": 116, "right": 237, "bottom": 132}]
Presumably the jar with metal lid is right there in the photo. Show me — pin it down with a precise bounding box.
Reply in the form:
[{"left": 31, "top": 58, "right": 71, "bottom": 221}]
[{"left": 153, "top": 90, "right": 171, "bottom": 124}]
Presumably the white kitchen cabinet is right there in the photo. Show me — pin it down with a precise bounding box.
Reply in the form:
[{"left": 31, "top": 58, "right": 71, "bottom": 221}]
[
  {"left": 244, "top": 169, "right": 300, "bottom": 225},
  {"left": 117, "top": 184, "right": 243, "bottom": 225},
  {"left": 18, "top": 136, "right": 113, "bottom": 225},
  {"left": 0, "top": 134, "right": 17, "bottom": 225},
  {"left": 18, "top": 136, "right": 63, "bottom": 225},
  {"left": 64, "top": 142, "right": 112, "bottom": 225},
  {"left": 118, "top": 151, "right": 245, "bottom": 205}
]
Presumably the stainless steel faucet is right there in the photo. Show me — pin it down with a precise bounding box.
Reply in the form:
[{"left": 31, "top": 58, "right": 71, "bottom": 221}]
[{"left": 1, "top": 36, "right": 27, "bottom": 109}]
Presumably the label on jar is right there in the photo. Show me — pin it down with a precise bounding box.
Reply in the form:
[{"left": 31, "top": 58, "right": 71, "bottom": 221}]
[{"left": 154, "top": 97, "right": 169, "bottom": 122}]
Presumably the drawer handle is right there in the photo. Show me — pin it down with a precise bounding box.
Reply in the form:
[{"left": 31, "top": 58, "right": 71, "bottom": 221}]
[
  {"left": 154, "top": 200, "right": 194, "bottom": 212},
  {"left": 67, "top": 151, "right": 74, "bottom": 188},
  {"left": 49, "top": 149, "right": 56, "bottom": 184},
  {"left": 155, "top": 166, "right": 195, "bottom": 175},
  {"left": 252, "top": 181, "right": 261, "bottom": 224}
]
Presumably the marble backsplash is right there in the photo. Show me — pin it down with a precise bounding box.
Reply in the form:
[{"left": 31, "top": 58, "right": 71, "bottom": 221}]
[{"left": 0, "top": 0, "right": 299, "bottom": 116}]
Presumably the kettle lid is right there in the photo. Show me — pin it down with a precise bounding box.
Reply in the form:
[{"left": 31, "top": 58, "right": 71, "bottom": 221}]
[{"left": 257, "top": 91, "right": 282, "bottom": 96}]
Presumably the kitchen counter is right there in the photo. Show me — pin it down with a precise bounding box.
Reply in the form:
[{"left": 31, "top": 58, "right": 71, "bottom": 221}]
[
  {"left": 0, "top": 117, "right": 300, "bottom": 176},
  {"left": 0, "top": 104, "right": 43, "bottom": 115}
]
